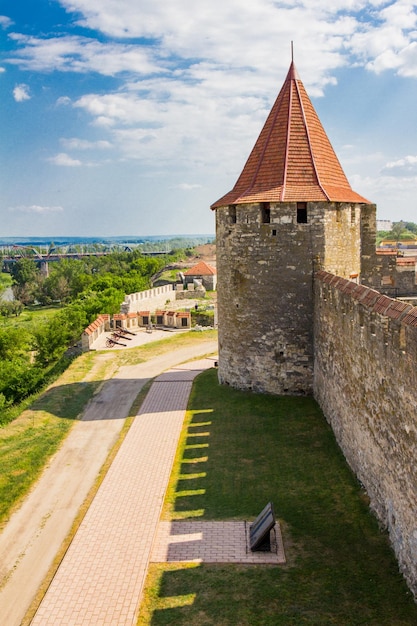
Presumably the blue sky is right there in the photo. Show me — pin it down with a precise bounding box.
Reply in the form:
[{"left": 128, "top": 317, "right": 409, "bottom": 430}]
[{"left": 1, "top": 0, "right": 417, "bottom": 237}]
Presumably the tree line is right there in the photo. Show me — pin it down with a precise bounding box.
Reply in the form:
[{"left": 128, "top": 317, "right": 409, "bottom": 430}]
[
  {"left": 0, "top": 249, "right": 182, "bottom": 419},
  {"left": 377, "top": 221, "right": 417, "bottom": 246}
]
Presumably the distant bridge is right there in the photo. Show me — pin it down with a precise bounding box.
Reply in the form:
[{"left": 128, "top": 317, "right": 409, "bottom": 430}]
[{"left": 1, "top": 247, "right": 173, "bottom": 273}]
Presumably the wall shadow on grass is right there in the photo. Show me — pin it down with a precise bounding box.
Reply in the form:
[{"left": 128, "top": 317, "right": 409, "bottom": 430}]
[
  {"left": 172, "top": 409, "right": 213, "bottom": 518},
  {"left": 143, "top": 368, "right": 417, "bottom": 626}
]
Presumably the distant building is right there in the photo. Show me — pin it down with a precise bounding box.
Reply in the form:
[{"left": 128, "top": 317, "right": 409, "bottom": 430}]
[
  {"left": 183, "top": 260, "right": 217, "bottom": 290},
  {"left": 377, "top": 219, "right": 392, "bottom": 231}
]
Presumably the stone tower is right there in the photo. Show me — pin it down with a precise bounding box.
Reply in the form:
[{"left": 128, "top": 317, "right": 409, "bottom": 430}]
[{"left": 211, "top": 61, "right": 376, "bottom": 395}]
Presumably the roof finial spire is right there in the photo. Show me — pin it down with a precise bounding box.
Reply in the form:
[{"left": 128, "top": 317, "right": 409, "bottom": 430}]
[{"left": 291, "top": 40, "right": 294, "bottom": 63}]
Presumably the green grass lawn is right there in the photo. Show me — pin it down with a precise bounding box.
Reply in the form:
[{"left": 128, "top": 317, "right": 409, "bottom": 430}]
[
  {"left": 0, "top": 331, "right": 217, "bottom": 528},
  {"left": 0, "top": 304, "right": 62, "bottom": 330},
  {"left": 138, "top": 368, "right": 417, "bottom": 625},
  {"left": 0, "top": 352, "right": 99, "bottom": 527}
]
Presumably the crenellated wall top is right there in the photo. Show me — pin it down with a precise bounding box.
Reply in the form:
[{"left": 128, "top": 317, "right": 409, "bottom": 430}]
[{"left": 315, "top": 270, "right": 417, "bottom": 327}]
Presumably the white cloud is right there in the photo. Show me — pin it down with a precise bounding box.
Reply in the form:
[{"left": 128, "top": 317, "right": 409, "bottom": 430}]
[
  {"left": 4, "top": 0, "right": 417, "bottom": 228},
  {"left": 0, "top": 15, "right": 12, "bottom": 29},
  {"left": 345, "top": 1, "right": 417, "bottom": 76},
  {"left": 5, "top": 2, "right": 417, "bottom": 87},
  {"left": 7, "top": 34, "right": 164, "bottom": 76},
  {"left": 48, "top": 153, "right": 83, "bottom": 166},
  {"left": 8, "top": 205, "right": 64, "bottom": 214},
  {"left": 13, "top": 83, "right": 31, "bottom": 102},
  {"left": 60, "top": 137, "right": 112, "bottom": 150},
  {"left": 381, "top": 155, "right": 417, "bottom": 176},
  {"left": 176, "top": 183, "right": 203, "bottom": 190},
  {"left": 72, "top": 82, "right": 264, "bottom": 175},
  {"left": 54, "top": 0, "right": 417, "bottom": 81},
  {"left": 56, "top": 96, "right": 72, "bottom": 106}
]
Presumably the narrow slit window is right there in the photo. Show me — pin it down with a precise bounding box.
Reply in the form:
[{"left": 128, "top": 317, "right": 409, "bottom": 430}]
[
  {"left": 229, "top": 205, "right": 237, "bottom": 224},
  {"left": 261, "top": 203, "right": 270, "bottom": 224},
  {"left": 297, "top": 202, "right": 307, "bottom": 223}
]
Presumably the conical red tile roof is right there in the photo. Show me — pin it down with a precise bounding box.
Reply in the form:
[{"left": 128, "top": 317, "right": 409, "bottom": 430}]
[{"left": 211, "top": 62, "right": 370, "bottom": 208}]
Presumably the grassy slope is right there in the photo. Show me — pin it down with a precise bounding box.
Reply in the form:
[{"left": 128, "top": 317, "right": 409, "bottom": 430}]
[
  {"left": 139, "top": 368, "right": 417, "bottom": 626},
  {"left": 0, "top": 305, "right": 61, "bottom": 330},
  {"left": 0, "top": 331, "right": 217, "bottom": 527}
]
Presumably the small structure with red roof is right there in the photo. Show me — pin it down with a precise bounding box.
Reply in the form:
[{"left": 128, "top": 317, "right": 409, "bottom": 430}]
[{"left": 183, "top": 260, "right": 217, "bottom": 291}]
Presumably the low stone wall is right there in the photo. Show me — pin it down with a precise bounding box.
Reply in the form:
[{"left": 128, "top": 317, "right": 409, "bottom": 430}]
[
  {"left": 121, "top": 285, "right": 175, "bottom": 314},
  {"left": 81, "top": 314, "right": 110, "bottom": 351},
  {"left": 314, "top": 270, "right": 417, "bottom": 597}
]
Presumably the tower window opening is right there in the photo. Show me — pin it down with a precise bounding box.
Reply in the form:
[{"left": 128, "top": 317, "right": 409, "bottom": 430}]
[
  {"left": 297, "top": 202, "right": 308, "bottom": 223},
  {"left": 261, "top": 203, "right": 270, "bottom": 224},
  {"left": 229, "top": 205, "right": 237, "bottom": 224}
]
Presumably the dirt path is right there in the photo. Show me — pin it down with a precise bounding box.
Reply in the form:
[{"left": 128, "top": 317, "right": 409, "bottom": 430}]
[{"left": 0, "top": 339, "right": 217, "bottom": 626}]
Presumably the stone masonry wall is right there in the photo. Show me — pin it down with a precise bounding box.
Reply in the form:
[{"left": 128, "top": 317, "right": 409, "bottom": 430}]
[
  {"left": 314, "top": 270, "right": 417, "bottom": 596},
  {"left": 121, "top": 284, "right": 175, "bottom": 314},
  {"left": 215, "top": 201, "right": 369, "bottom": 395}
]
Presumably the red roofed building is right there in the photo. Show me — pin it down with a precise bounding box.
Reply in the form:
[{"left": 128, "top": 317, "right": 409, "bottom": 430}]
[
  {"left": 211, "top": 59, "right": 377, "bottom": 396},
  {"left": 184, "top": 260, "right": 217, "bottom": 290}
]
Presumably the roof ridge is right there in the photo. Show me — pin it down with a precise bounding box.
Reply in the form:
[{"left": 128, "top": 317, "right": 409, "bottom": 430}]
[{"left": 293, "top": 74, "right": 330, "bottom": 201}]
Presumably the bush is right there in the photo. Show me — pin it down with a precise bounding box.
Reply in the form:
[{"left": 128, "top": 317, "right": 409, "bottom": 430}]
[
  {"left": 0, "top": 359, "right": 44, "bottom": 404},
  {"left": 191, "top": 308, "right": 215, "bottom": 327}
]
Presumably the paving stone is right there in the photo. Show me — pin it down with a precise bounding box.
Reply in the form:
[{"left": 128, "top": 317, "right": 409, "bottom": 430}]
[{"left": 31, "top": 358, "right": 215, "bottom": 626}]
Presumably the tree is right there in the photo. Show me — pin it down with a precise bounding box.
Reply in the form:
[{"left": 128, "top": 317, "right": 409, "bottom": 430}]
[
  {"left": 404, "top": 222, "right": 417, "bottom": 235},
  {"left": 0, "top": 301, "right": 23, "bottom": 317},
  {"left": 10, "top": 258, "right": 38, "bottom": 287},
  {"left": 10, "top": 258, "right": 42, "bottom": 305},
  {"left": 0, "top": 327, "right": 32, "bottom": 360},
  {"left": 33, "top": 306, "right": 87, "bottom": 365}
]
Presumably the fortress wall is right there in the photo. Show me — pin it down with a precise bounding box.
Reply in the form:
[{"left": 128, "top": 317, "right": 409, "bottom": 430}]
[
  {"left": 314, "top": 270, "right": 417, "bottom": 596},
  {"left": 120, "top": 284, "right": 175, "bottom": 314}
]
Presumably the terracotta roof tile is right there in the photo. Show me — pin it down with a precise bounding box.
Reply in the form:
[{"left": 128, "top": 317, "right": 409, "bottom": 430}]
[
  {"left": 372, "top": 295, "right": 394, "bottom": 315},
  {"left": 351, "top": 284, "right": 372, "bottom": 302},
  {"left": 211, "top": 62, "right": 370, "bottom": 209},
  {"left": 184, "top": 261, "right": 216, "bottom": 276},
  {"left": 359, "top": 288, "right": 381, "bottom": 309},
  {"left": 83, "top": 314, "right": 107, "bottom": 335},
  {"left": 401, "top": 308, "right": 417, "bottom": 327},
  {"left": 384, "top": 300, "right": 412, "bottom": 321}
]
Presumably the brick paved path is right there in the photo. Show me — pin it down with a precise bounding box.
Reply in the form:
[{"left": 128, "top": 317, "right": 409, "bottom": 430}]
[
  {"left": 32, "top": 358, "right": 216, "bottom": 626},
  {"left": 151, "top": 520, "right": 286, "bottom": 564}
]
